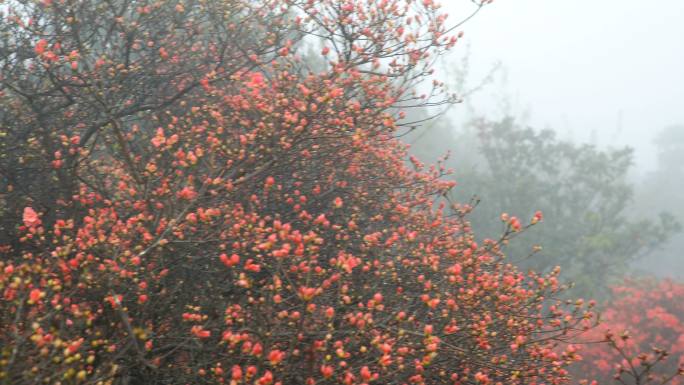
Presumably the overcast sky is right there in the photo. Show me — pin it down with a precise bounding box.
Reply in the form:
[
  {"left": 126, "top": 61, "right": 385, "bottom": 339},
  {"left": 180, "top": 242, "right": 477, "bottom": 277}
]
[{"left": 442, "top": 0, "right": 684, "bottom": 172}]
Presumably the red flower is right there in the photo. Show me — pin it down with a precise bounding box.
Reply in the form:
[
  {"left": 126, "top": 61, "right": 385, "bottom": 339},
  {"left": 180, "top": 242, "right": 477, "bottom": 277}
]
[
  {"left": 29, "top": 288, "right": 43, "bottom": 303},
  {"left": 34, "top": 39, "right": 48, "bottom": 55},
  {"left": 268, "top": 350, "right": 285, "bottom": 365},
  {"left": 22, "top": 207, "right": 41, "bottom": 228},
  {"left": 177, "top": 187, "right": 197, "bottom": 200},
  {"left": 220, "top": 253, "right": 240, "bottom": 267},
  {"left": 321, "top": 365, "right": 334, "bottom": 378},
  {"left": 231, "top": 365, "right": 243, "bottom": 380}
]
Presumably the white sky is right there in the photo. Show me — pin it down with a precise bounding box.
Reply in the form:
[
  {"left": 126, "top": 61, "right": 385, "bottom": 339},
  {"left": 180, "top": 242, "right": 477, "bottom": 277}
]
[{"left": 441, "top": 0, "right": 684, "bottom": 172}]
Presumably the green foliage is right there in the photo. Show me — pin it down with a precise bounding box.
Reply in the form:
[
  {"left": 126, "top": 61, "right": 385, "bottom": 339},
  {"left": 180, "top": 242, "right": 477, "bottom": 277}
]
[{"left": 410, "top": 117, "right": 679, "bottom": 298}]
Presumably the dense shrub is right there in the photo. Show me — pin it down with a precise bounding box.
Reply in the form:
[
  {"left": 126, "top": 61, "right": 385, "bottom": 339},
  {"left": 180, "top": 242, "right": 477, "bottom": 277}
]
[
  {"left": 574, "top": 279, "right": 684, "bottom": 385},
  {"left": 0, "top": 1, "right": 595, "bottom": 384}
]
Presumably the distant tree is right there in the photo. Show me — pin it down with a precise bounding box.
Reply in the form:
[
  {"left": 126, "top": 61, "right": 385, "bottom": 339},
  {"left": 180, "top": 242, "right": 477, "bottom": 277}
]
[
  {"left": 632, "top": 125, "right": 684, "bottom": 279},
  {"left": 653, "top": 126, "right": 684, "bottom": 178},
  {"left": 410, "top": 118, "right": 679, "bottom": 298}
]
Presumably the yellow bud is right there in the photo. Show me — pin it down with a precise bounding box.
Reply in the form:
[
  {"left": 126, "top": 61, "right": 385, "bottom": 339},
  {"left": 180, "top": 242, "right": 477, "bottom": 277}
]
[{"left": 63, "top": 368, "right": 75, "bottom": 379}]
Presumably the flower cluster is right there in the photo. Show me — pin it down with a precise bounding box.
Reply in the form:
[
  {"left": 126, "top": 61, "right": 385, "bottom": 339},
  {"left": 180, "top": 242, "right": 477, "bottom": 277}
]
[
  {"left": 0, "top": 0, "right": 593, "bottom": 384},
  {"left": 574, "top": 278, "right": 684, "bottom": 385}
]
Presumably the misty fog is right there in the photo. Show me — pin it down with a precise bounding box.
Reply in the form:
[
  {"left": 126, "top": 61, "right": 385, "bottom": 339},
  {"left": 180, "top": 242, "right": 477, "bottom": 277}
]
[
  {"left": 445, "top": 0, "right": 684, "bottom": 168},
  {"left": 404, "top": 0, "right": 684, "bottom": 283}
]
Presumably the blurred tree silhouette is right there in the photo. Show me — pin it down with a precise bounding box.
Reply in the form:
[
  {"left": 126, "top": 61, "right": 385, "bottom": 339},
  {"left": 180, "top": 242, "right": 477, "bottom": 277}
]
[
  {"left": 409, "top": 117, "right": 679, "bottom": 299},
  {"left": 633, "top": 125, "right": 684, "bottom": 279}
]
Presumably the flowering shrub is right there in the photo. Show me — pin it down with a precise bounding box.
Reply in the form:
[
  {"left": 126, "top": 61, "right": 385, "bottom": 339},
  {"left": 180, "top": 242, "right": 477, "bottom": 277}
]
[
  {"left": 574, "top": 278, "right": 684, "bottom": 385},
  {"left": 0, "top": 0, "right": 595, "bottom": 384}
]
